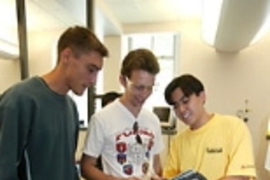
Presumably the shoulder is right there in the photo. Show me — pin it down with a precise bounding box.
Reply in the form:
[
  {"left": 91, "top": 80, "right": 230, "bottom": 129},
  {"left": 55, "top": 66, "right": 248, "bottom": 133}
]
[
  {"left": 3, "top": 76, "right": 42, "bottom": 94},
  {"left": 0, "top": 77, "right": 41, "bottom": 105},
  {"left": 213, "top": 114, "right": 245, "bottom": 127},
  {"left": 140, "top": 108, "right": 160, "bottom": 123},
  {"left": 211, "top": 114, "right": 250, "bottom": 137},
  {"left": 92, "top": 100, "right": 120, "bottom": 120}
]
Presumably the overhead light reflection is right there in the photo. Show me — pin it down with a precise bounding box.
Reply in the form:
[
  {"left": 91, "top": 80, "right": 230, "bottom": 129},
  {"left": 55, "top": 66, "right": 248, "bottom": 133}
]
[{"left": 201, "top": 0, "right": 223, "bottom": 46}]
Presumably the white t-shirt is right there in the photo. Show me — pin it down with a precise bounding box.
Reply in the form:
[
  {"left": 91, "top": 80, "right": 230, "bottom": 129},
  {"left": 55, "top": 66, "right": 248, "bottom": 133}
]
[{"left": 83, "top": 99, "right": 164, "bottom": 178}]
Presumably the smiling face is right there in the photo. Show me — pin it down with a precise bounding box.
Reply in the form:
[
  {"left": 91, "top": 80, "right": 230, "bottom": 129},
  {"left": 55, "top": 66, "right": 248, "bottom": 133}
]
[
  {"left": 170, "top": 87, "right": 206, "bottom": 129},
  {"left": 121, "top": 69, "right": 155, "bottom": 108},
  {"left": 63, "top": 48, "right": 103, "bottom": 95}
]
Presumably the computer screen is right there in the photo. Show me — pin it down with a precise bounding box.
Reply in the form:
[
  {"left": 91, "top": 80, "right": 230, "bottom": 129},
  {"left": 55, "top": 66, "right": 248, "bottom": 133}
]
[
  {"left": 153, "top": 106, "right": 178, "bottom": 135},
  {"left": 153, "top": 107, "right": 171, "bottom": 123}
]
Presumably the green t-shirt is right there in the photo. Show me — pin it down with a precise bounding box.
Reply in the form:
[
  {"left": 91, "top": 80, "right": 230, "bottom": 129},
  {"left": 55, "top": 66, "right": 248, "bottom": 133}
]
[{"left": 0, "top": 77, "right": 79, "bottom": 180}]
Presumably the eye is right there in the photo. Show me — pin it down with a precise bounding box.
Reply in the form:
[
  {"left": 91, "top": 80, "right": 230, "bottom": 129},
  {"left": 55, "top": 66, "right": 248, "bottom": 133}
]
[
  {"left": 172, "top": 96, "right": 189, "bottom": 109},
  {"left": 173, "top": 103, "right": 178, "bottom": 109},
  {"left": 87, "top": 66, "right": 98, "bottom": 74},
  {"left": 133, "top": 84, "right": 144, "bottom": 91},
  {"left": 182, "top": 97, "right": 189, "bottom": 104},
  {"left": 134, "top": 85, "right": 153, "bottom": 92},
  {"left": 135, "top": 85, "right": 144, "bottom": 91}
]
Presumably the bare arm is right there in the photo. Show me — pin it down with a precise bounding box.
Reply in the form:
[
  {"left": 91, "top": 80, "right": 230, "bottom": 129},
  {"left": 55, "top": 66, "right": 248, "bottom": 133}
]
[
  {"left": 218, "top": 176, "right": 254, "bottom": 180},
  {"left": 80, "top": 154, "right": 143, "bottom": 180},
  {"left": 80, "top": 154, "right": 118, "bottom": 180},
  {"left": 150, "top": 154, "right": 169, "bottom": 180},
  {"left": 153, "top": 154, "right": 163, "bottom": 177}
]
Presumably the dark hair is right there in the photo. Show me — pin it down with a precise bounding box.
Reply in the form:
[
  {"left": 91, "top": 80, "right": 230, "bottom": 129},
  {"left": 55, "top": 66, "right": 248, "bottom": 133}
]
[
  {"left": 120, "top": 49, "right": 160, "bottom": 78},
  {"left": 165, "top": 74, "right": 204, "bottom": 105},
  {"left": 101, "top": 91, "right": 121, "bottom": 107},
  {"left": 57, "top": 26, "right": 108, "bottom": 62}
]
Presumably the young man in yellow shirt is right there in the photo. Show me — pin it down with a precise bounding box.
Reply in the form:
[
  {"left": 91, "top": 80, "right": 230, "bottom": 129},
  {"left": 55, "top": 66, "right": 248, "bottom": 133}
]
[{"left": 163, "top": 74, "right": 256, "bottom": 180}]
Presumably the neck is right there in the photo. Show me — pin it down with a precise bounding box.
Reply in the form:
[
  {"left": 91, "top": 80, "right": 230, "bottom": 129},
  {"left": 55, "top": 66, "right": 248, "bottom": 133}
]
[
  {"left": 119, "top": 96, "right": 141, "bottom": 118},
  {"left": 191, "top": 112, "right": 213, "bottom": 130},
  {"left": 42, "top": 68, "right": 68, "bottom": 95}
]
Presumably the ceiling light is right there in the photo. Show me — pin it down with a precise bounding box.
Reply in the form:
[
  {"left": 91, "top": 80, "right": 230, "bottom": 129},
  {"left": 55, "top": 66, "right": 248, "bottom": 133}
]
[{"left": 201, "top": 0, "right": 223, "bottom": 46}]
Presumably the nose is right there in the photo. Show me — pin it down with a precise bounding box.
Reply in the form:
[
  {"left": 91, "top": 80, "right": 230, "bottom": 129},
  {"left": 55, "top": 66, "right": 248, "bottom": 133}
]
[
  {"left": 175, "top": 103, "right": 186, "bottom": 116},
  {"left": 140, "top": 88, "right": 152, "bottom": 100},
  {"left": 88, "top": 73, "right": 98, "bottom": 86}
]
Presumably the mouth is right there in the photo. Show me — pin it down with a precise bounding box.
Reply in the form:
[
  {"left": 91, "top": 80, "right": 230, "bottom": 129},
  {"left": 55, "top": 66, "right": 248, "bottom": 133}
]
[
  {"left": 137, "top": 98, "right": 145, "bottom": 104},
  {"left": 181, "top": 112, "right": 190, "bottom": 121},
  {"left": 83, "top": 84, "right": 90, "bottom": 89}
]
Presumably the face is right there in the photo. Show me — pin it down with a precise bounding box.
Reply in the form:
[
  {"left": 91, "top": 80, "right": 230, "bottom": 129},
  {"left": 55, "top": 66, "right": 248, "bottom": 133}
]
[
  {"left": 122, "top": 70, "right": 155, "bottom": 108},
  {"left": 170, "top": 87, "right": 205, "bottom": 129},
  {"left": 64, "top": 49, "right": 103, "bottom": 95}
]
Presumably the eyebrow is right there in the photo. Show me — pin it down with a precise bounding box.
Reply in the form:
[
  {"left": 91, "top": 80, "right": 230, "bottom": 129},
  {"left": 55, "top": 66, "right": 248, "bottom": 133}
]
[
  {"left": 88, "top": 64, "right": 102, "bottom": 71},
  {"left": 173, "top": 95, "right": 187, "bottom": 105}
]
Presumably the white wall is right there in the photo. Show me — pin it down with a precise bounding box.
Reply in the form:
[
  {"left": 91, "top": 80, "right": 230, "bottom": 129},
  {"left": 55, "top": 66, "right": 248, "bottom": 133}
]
[
  {"left": 28, "top": 29, "right": 65, "bottom": 76},
  {"left": 0, "top": 26, "right": 20, "bottom": 93},
  {"left": 0, "top": 59, "right": 20, "bottom": 93},
  {"left": 0, "top": 28, "right": 62, "bottom": 93},
  {"left": 103, "top": 36, "right": 122, "bottom": 92}
]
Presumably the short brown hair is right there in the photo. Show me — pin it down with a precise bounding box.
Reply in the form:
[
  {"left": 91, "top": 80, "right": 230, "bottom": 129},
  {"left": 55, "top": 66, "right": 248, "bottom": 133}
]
[
  {"left": 57, "top": 26, "right": 108, "bottom": 61},
  {"left": 121, "top": 49, "right": 160, "bottom": 78}
]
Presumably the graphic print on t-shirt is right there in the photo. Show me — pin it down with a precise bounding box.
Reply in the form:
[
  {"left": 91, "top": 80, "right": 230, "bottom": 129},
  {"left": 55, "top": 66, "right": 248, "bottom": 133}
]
[{"left": 115, "top": 125, "right": 155, "bottom": 176}]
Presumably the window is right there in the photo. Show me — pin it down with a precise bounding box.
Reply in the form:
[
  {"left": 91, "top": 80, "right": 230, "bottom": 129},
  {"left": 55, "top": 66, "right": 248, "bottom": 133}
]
[{"left": 123, "top": 32, "right": 179, "bottom": 109}]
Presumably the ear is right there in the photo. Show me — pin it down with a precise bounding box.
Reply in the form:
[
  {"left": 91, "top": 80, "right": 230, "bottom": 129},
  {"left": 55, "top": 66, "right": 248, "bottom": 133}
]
[
  {"left": 119, "top": 75, "right": 127, "bottom": 87},
  {"left": 199, "top": 91, "right": 206, "bottom": 104},
  {"left": 60, "top": 47, "right": 72, "bottom": 64}
]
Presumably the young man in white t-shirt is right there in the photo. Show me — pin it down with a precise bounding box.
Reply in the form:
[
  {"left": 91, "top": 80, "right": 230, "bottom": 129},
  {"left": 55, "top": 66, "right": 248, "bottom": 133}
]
[{"left": 81, "top": 49, "right": 165, "bottom": 180}]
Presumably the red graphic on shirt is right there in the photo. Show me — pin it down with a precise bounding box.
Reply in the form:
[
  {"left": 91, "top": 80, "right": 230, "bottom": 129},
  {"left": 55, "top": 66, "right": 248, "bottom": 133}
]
[
  {"left": 123, "top": 164, "right": 133, "bottom": 175},
  {"left": 147, "top": 138, "right": 154, "bottom": 150},
  {"left": 116, "top": 142, "right": 127, "bottom": 153}
]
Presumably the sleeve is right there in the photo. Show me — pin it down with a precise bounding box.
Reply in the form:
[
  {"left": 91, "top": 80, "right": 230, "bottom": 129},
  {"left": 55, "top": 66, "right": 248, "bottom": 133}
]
[
  {"left": 73, "top": 102, "right": 80, "bottom": 155},
  {"left": 0, "top": 107, "right": 27, "bottom": 180},
  {"left": 0, "top": 94, "right": 33, "bottom": 180},
  {"left": 163, "top": 135, "right": 181, "bottom": 179},
  {"left": 226, "top": 120, "right": 256, "bottom": 178},
  {"left": 82, "top": 114, "right": 104, "bottom": 158},
  {"left": 152, "top": 118, "right": 165, "bottom": 155}
]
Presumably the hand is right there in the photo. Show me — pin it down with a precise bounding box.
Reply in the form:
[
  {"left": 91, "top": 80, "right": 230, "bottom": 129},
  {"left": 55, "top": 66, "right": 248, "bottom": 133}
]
[
  {"left": 124, "top": 177, "right": 141, "bottom": 180},
  {"left": 151, "top": 176, "right": 168, "bottom": 180}
]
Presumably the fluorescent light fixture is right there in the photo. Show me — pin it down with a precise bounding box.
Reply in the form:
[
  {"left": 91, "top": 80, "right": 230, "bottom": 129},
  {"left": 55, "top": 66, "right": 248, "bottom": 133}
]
[
  {"left": 250, "top": 9, "right": 270, "bottom": 45},
  {"left": 0, "top": 38, "right": 19, "bottom": 60},
  {"left": 169, "top": 0, "right": 203, "bottom": 18},
  {"left": 202, "top": 0, "right": 223, "bottom": 45}
]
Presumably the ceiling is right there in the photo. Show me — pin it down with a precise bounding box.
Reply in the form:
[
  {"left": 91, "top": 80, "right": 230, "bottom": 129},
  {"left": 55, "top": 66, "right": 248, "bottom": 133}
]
[
  {"left": 102, "top": 0, "right": 203, "bottom": 24},
  {"left": 0, "top": 0, "right": 203, "bottom": 31},
  {"left": 95, "top": 0, "right": 270, "bottom": 52},
  {"left": 1, "top": 0, "right": 270, "bottom": 52}
]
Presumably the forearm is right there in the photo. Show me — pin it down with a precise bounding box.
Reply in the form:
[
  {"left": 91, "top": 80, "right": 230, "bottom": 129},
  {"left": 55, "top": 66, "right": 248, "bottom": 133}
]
[
  {"left": 80, "top": 154, "right": 122, "bottom": 180},
  {"left": 80, "top": 162, "right": 116, "bottom": 180},
  {"left": 153, "top": 154, "right": 163, "bottom": 176},
  {"left": 218, "top": 176, "right": 253, "bottom": 180},
  {"left": 81, "top": 168, "right": 138, "bottom": 180}
]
